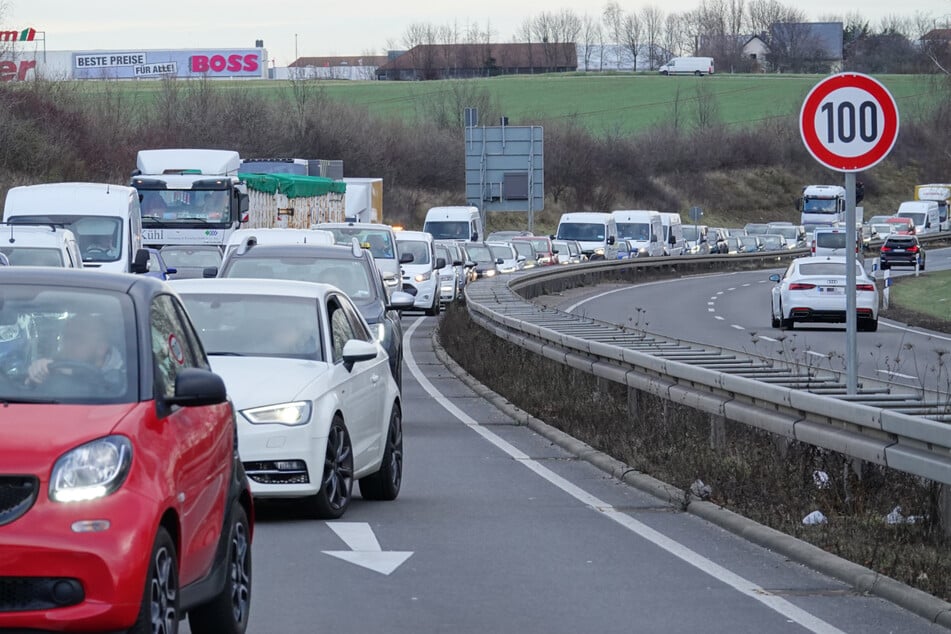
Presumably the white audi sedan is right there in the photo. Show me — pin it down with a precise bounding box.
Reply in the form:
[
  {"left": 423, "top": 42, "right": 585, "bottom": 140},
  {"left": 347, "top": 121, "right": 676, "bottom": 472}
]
[
  {"left": 173, "top": 278, "right": 403, "bottom": 519},
  {"left": 769, "top": 256, "right": 879, "bottom": 332}
]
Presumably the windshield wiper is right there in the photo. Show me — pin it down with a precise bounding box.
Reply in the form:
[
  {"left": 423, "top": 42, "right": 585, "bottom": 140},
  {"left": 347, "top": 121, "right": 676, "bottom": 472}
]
[{"left": 1, "top": 397, "right": 62, "bottom": 405}]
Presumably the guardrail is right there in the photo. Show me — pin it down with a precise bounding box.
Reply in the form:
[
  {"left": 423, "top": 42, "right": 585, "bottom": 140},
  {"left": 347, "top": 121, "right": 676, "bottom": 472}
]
[{"left": 462, "top": 242, "right": 951, "bottom": 487}]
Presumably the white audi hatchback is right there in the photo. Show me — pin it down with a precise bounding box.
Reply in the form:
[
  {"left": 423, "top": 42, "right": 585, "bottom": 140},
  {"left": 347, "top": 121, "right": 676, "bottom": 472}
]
[
  {"left": 173, "top": 277, "right": 403, "bottom": 519},
  {"left": 769, "top": 255, "right": 879, "bottom": 332}
]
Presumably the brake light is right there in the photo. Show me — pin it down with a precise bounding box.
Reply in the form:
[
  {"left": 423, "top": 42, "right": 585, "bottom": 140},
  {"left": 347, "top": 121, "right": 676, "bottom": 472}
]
[
  {"left": 907, "top": 245, "right": 919, "bottom": 253},
  {"left": 856, "top": 284, "right": 876, "bottom": 292},
  {"left": 788, "top": 283, "right": 816, "bottom": 290},
  {"left": 880, "top": 245, "right": 891, "bottom": 252}
]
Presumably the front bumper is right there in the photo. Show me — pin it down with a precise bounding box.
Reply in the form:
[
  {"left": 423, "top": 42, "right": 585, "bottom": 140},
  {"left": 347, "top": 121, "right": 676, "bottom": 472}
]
[
  {"left": 0, "top": 488, "right": 160, "bottom": 631},
  {"left": 238, "top": 417, "right": 328, "bottom": 498}
]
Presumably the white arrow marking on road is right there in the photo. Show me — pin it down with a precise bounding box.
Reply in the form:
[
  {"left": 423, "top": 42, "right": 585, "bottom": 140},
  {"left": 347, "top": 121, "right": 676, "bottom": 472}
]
[{"left": 322, "top": 522, "right": 413, "bottom": 575}]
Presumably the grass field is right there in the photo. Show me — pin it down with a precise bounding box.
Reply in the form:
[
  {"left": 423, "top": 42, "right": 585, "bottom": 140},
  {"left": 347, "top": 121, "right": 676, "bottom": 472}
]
[
  {"left": 890, "top": 269, "right": 951, "bottom": 322},
  {"left": 76, "top": 73, "right": 948, "bottom": 136}
]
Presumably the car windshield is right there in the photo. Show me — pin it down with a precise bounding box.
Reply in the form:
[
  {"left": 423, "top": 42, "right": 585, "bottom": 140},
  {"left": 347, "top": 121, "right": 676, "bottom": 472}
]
[
  {"left": 464, "top": 245, "right": 494, "bottom": 263},
  {"left": 180, "top": 293, "right": 323, "bottom": 361},
  {"left": 160, "top": 247, "right": 222, "bottom": 268},
  {"left": 140, "top": 189, "right": 231, "bottom": 225},
  {"left": 511, "top": 242, "right": 535, "bottom": 258},
  {"left": 489, "top": 244, "right": 516, "bottom": 260},
  {"left": 885, "top": 237, "right": 917, "bottom": 247},
  {"left": 682, "top": 226, "right": 702, "bottom": 241},
  {"left": 397, "top": 240, "right": 431, "bottom": 265},
  {"left": 760, "top": 235, "right": 784, "bottom": 248},
  {"left": 900, "top": 213, "right": 925, "bottom": 225},
  {"left": 737, "top": 236, "right": 759, "bottom": 250},
  {"left": 223, "top": 256, "right": 376, "bottom": 301},
  {"left": 0, "top": 286, "right": 135, "bottom": 404},
  {"left": 772, "top": 227, "right": 799, "bottom": 240},
  {"left": 0, "top": 247, "right": 65, "bottom": 267},
  {"left": 557, "top": 223, "right": 605, "bottom": 241},
  {"left": 423, "top": 221, "right": 470, "bottom": 241},
  {"left": 616, "top": 223, "right": 651, "bottom": 241},
  {"left": 324, "top": 227, "right": 396, "bottom": 259},
  {"left": 8, "top": 215, "right": 122, "bottom": 263}
]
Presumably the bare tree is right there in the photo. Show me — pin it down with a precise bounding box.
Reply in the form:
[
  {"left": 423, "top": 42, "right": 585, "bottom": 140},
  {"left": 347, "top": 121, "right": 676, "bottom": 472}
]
[
  {"left": 661, "top": 13, "right": 688, "bottom": 61},
  {"left": 640, "top": 6, "right": 666, "bottom": 70},
  {"left": 581, "top": 14, "right": 603, "bottom": 71},
  {"left": 603, "top": 1, "right": 625, "bottom": 69},
  {"left": 621, "top": 12, "right": 642, "bottom": 71}
]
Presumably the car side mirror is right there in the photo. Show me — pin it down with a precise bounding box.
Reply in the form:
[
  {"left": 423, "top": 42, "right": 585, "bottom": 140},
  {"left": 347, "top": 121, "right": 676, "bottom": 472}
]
[
  {"left": 202, "top": 266, "right": 219, "bottom": 278},
  {"left": 452, "top": 259, "right": 463, "bottom": 267},
  {"left": 435, "top": 257, "right": 446, "bottom": 270},
  {"left": 769, "top": 273, "right": 781, "bottom": 282},
  {"left": 399, "top": 253, "right": 415, "bottom": 264},
  {"left": 471, "top": 231, "right": 479, "bottom": 241},
  {"left": 342, "top": 339, "right": 378, "bottom": 371},
  {"left": 166, "top": 267, "right": 178, "bottom": 275},
  {"left": 131, "top": 249, "right": 150, "bottom": 274},
  {"left": 166, "top": 368, "right": 228, "bottom": 407},
  {"left": 607, "top": 236, "right": 616, "bottom": 245},
  {"left": 495, "top": 258, "right": 504, "bottom": 265},
  {"left": 386, "top": 290, "right": 416, "bottom": 311}
]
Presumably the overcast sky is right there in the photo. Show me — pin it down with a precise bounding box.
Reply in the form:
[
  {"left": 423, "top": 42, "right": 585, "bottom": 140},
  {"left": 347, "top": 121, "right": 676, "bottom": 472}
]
[{"left": 8, "top": 0, "right": 951, "bottom": 67}]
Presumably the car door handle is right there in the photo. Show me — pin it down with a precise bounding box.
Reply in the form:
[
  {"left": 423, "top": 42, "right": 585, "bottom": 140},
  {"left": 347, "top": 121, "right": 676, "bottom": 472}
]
[{"left": 371, "top": 374, "right": 380, "bottom": 384}]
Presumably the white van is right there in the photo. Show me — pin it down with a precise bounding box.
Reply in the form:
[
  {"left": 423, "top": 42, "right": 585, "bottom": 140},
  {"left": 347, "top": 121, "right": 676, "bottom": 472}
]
[
  {"left": 554, "top": 212, "right": 618, "bottom": 260},
  {"left": 659, "top": 212, "right": 686, "bottom": 256},
  {"left": 611, "top": 210, "right": 665, "bottom": 257},
  {"left": 3, "top": 183, "right": 148, "bottom": 274},
  {"left": 395, "top": 230, "right": 447, "bottom": 316},
  {"left": 422, "top": 206, "right": 483, "bottom": 242},
  {"left": 214, "top": 227, "right": 335, "bottom": 274},
  {"left": 658, "top": 57, "right": 714, "bottom": 76},
  {"left": 0, "top": 224, "right": 84, "bottom": 268},
  {"left": 896, "top": 201, "right": 940, "bottom": 235}
]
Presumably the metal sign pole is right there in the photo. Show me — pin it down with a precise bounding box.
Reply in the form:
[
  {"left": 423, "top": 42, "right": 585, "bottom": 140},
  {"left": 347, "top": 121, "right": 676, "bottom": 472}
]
[{"left": 845, "top": 172, "right": 857, "bottom": 394}]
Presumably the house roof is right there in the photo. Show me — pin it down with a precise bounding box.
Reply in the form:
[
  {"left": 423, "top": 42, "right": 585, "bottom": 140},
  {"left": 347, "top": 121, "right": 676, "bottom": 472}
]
[
  {"left": 290, "top": 56, "right": 389, "bottom": 68},
  {"left": 377, "top": 43, "right": 577, "bottom": 72}
]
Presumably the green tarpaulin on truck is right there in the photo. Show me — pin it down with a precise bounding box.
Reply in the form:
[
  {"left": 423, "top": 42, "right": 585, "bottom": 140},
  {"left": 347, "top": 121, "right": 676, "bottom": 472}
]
[{"left": 238, "top": 172, "right": 347, "bottom": 198}]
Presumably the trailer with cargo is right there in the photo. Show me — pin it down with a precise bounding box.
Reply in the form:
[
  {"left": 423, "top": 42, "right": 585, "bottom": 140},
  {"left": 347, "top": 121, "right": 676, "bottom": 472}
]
[{"left": 239, "top": 172, "right": 347, "bottom": 229}]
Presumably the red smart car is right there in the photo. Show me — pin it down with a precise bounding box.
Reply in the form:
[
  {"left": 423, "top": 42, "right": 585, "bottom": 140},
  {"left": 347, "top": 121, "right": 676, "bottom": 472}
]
[{"left": 0, "top": 268, "right": 253, "bottom": 633}]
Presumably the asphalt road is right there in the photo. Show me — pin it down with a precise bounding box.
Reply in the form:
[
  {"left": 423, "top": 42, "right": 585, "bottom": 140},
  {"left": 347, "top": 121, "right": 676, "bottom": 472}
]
[
  {"left": 542, "top": 247, "right": 951, "bottom": 395},
  {"left": 185, "top": 314, "right": 945, "bottom": 634}
]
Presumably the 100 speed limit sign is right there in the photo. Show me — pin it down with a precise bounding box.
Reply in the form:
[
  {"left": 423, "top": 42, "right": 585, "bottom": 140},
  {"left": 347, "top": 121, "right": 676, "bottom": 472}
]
[{"left": 799, "top": 73, "right": 899, "bottom": 172}]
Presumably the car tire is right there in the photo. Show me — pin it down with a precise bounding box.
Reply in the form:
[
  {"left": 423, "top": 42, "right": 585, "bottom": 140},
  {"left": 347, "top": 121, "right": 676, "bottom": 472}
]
[
  {"left": 425, "top": 295, "right": 440, "bottom": 317},
  {"left": 860, "top": 318, "right": 878, "bottom": 332},
  {"left": 919, "top": 259, "right": 925, "bottom": 271},
  {"left": 771, "top": 314, "right": 780, "bottom": 329},
  {"left": 880, "top": 262, "right": 889, "bottom": 270},
  {"left": 308, "top": 417, "right": 353, "bottom": 519},
  {"left": 359, "top": 403, "right": 403, "bottom": 501},
  {"left": 188, "top": 503, "right": 252, "bottom": 634},
  {"left": 129, "top": 527, "right": 179, "bottom": 634}
]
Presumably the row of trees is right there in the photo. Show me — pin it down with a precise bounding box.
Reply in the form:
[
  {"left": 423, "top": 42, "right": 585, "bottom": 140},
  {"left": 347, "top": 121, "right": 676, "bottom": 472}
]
[{"left": 394, "top": 1, "right": 951, "bottom": 75}]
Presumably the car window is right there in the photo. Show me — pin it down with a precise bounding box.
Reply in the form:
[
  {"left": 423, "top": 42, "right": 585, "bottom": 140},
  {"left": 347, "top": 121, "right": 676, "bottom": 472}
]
[
  {"left": 397, "top": 240, "right": 431, "bottom": 265},
  {"left": 798, "top": 262, "right": 865, "bottom": 277},
  {"left": 0, "top": 247, "right": 65, "bottom": 267},
  {"left": 328, "top": 295, "right": 364, "bottom": 362},
  {"left": 151, "top": 294, "right": 202, "bottom": 400}
]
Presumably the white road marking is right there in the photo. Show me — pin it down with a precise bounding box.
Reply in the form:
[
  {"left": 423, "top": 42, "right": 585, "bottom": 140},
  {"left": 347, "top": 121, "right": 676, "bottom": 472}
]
[
  {"left": 708, "top": 308, "right": 716, "bottom": 312},
  {"left": 742, "top": 283, "right": 751, "bottom": 287},
  {"left": 563, "top": 273, "right": 737, "bottom": 312},
  {"left": 731, "top": 324, "right": 745, "bottom": 330},
  {"left": 758, "top": 336, "right": 778, "bottom": 342},
  {"left": 807, "top": 351, "right": 827, "bottom": 359},
  {"left": 876, "top": 370, "right": 918, "bottom": 380},
  {"left": 717, "top": 291, "right": 725, "bottom": 295},
  {"left": 881, "top": 320, "right": 951, "bottom": 342},
  {"left": 323, "top": 522, "right": 413, "bottom": 576},
  {"left": 708, "top": 302, "right": 716, "bottom": 306},
  {"left": 727, "top": 287, "right": 736, "bottom": 291},
  {"left": 715, "top": 316, "right": 725, "bottom": 320},
  {"left": 405, "top": 318, "right": 844, "bottom": 634}
]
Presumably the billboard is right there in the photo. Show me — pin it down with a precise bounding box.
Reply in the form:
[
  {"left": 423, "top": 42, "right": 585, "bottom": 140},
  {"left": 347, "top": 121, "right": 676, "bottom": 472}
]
[{"left": 72, "top": 49, "right": 266, "bottom": 79}]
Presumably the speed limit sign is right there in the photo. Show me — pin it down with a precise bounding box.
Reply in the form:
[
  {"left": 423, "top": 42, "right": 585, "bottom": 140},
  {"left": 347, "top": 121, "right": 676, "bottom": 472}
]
[{"left": 799, "top": 73, "right": 899, "bottom": 172}]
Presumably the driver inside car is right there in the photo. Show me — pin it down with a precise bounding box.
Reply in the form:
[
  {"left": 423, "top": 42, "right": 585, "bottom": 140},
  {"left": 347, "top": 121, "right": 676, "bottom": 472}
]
[{"left": 27, "top": 314, "right": 124, "bottom": 389}]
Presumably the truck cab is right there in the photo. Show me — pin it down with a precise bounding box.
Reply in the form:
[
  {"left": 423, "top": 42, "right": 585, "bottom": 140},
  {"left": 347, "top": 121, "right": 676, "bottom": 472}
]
[{"left": 423, "top": 206, "right": 483, "bottom": 242}]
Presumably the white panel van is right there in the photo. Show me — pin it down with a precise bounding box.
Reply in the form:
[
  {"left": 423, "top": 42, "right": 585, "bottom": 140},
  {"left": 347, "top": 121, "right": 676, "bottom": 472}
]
[
  {"left": 3, "top": 183, "right": 148, "bottom": 274},
  {"left": 896, "top": 201, "right": 940, "bottom": 235},
  {"left": 0, "top": 224, "right": 84, "bottom": 268},
  {"left": 554, "top": 212, "right": 618, "bottom": 260},
  {"left": 658, "top": 57, "right": 714, "bottom": 76},
  {"left": 659, "top": 212, "right": 686, "bottom": 256},
  {"left": 423, "top": 206, "right": 483, "bottom": 242},
  {"left": 611, "top": 210, "right": 665, "bottom": 257}
]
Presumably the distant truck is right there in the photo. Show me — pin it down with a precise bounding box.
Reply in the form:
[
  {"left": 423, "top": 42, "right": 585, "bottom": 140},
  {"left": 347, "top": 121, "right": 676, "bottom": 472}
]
[
  {"left": 131, "top": 149, "right": 249, "bottom": 249},
  {"left": 423, "top": 206, "right": 482, "bottom": 242},
  {"left": 658, "top": 57, "right": 714, "bottom": 76},
  {"left": 342, "top": 178, "right": 384, "bottom": 224},
  {"left": 914, "top": 183, "right": 951, "bottom": 231},
  {"left": 797, "top": 185, "right": 847, "bottom": 227},
  {"left": 239, "top": 173, "right": 347, "bottom": 229}
]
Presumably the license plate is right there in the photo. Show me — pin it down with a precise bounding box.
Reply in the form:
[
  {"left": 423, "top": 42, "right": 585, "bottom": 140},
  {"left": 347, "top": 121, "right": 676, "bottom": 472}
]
[
  {"left": 820, "top": 286, "right": 843, "bottom": 294},
  {"left": 893, "top": 248, "right": 905, "bottom": 253}
]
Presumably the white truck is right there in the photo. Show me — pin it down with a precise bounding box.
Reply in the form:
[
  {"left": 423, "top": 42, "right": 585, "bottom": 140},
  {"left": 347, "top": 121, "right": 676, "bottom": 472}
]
[
  {"left": 611, "top": 210, "right": 665, "bottom": 257},
  {"left": 796, "top": 185, "right": 847, "bottom": 228},
  {"left": 422, "top": 206, "right": 483, "bottom": 242},
  {"left": 239, "top": 173, "right": 346, "bottom": 229},
  {"left": 341, "top": 178, "right": 383, "bottom": 224},
  {"left": 3, "top": 182, "right": 149, "bottom": 274},
  {"left": 130, "top": 149, "right": 249, "bottom": 249}
]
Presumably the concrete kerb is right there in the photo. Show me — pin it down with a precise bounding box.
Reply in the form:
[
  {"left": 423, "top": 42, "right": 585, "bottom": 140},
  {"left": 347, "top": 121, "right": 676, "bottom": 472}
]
[{"left": 429, "top": 328, "right": 951, "bottom": 629}]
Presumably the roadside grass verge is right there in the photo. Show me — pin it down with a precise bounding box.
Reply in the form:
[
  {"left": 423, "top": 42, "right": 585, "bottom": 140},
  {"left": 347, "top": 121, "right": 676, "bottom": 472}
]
[
  {"left": 438, "top": 302, "right": 951, "bottom": 603},
  {"left": 884, "top": 270, "right": 951, "bottom": 332}
]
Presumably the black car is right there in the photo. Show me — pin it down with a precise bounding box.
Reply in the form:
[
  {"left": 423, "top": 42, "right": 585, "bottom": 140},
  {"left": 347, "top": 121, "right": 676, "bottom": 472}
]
[
  {"left": 217, "top": 241, "right": 414, "bottom": 389},
  {"left": 879, "top": 234, "right": 925, "bottom": 270}
]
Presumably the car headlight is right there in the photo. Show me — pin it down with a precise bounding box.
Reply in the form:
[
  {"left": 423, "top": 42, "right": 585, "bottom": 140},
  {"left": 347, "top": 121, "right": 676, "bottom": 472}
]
[
  {"left": 484, "top": 269, "right": 497, "bottom": 277},
  {"left": 242, "top": 401, "right": 312, "bottom": 426},
  {"left": 594, "top": 247, "right": 605, "bottom": 255},
  {"left": 414, "top": 271, "right": 432, "bottom": 283},
  {"left": 50, "top": 436, "right": 132, "bottom": 503}
]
